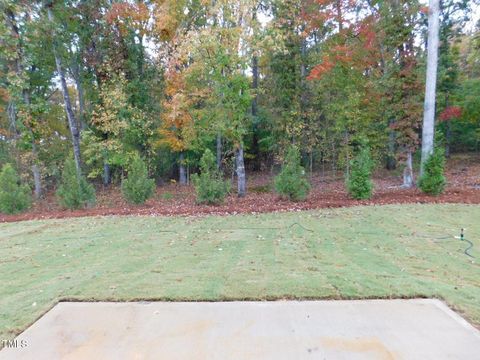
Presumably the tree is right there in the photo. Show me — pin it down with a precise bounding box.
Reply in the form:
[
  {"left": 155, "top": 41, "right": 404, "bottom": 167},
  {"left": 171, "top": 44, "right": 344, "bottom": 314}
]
[
  {"left": 305, "top": 0, "right": 383, "bottom": 178},
  {"left": 0, "top": 1, "right": 45, "bottom": 198},
  {"left": 274, "top": 146, "right": 310, "bottom": 201},
  {"left": 436, "top": 0, "right": 470, "bottom": 157},
  {"left": 192, "top": 149, "right": 230, "bottom": 205},
  {"left": 46, "top": 1, "right": 82, "bottom": 175},
  {"left": 121, "top": 155, "right": 156, "bottom": 204},
  {"left": 160, "top": 0, "right": 253, "bottom": 196},
  {"left": 56, "top": 158, "right": 95, "bottom": 209},
  {"left": 376, "top": 0, "right": 423, "bottom": 188},
  {"left": 346, "top": 145, "right": 374, "bottom": 200},
  {"left": 84, "top": 75, "right": 153, "bottom": 183},
  {"left": 0, "top": 163, "right": 31, "bottom": 214},
  {"left": 158, "top": 71, "right": 194, "bottom": 185},
  {"left": 421, "top": 0, "right": 441, "bottom": 174},
  {"left": 1, "top": 0, "right": 478, "bottom": 206},
  {"left": 418, "top": 146, "right": 446, "bottom": 195}
]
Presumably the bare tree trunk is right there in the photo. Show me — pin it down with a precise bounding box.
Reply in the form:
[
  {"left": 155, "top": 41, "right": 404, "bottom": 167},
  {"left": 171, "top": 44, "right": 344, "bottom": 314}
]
[
  {"left": 250, "top": 6, "right": 260, "bottom": 172},
  {"left": 403, "top": 150, "right": 414, "bottom": 188},
  {"left": 421, "top": 0, "right": 440, "bottom": 175},
  {"left": 300, "top": 35, "right": 307, "bottom": 108},
  {"left": 71, "top": 57, "right": 86, "bottom": 130},
  {"left": 7, "top": 102, "right": 18, "bottom": 136},
  {"left": 29, "top": 124, "right": 42, "bottom": 199},
  {"left": 47, "top": 6, "right": 82, "bottom": 175},
  {"left": 21, "top": 91, "right": 42, "bottom": 199},
  {"left": 252, "top": 54, "right": 258, "bottom": 116},
  {"left": 103, "top": 161, "right": 110, "bottom": 186},
  {"left": 445, "top": 94, "right": 451, "bottom": 158},
  {"left": 309, "top": 151, "right": 313, "bottom": 176},
  {"left": 216, "top": 133, "right": 222, "bottom": 169},
  {"left": 25, "top": 98, "right": 42, "bottom": 199},
  {"left": 322, "top": 155, "right": 325, "bottom": 178},
  {"left": 251, "top": 53, "right": 260, "bottom": 171},
  {"left": 336, "top": 0, "right": 343, "bottom": 32},
  {"left": 32, "top": 163, "right": 41, "bottom": 199},
  {"left": 386, "top": 119, "right": 397, "bottom": 170},
  {"left": 235, "top": 145, "right": 246, "bottom": 197},
  {"left": 179, "top": 152, "right": 187, "bottom": 185},
  {"left": 445, "top": 120, "right": 452, "bottom": 158},
  {"left": 19, "top": 92, "right": 43, "bottom": 199},
  {"left": 344, "top": 131, "right": 350, "bottom": 179},
  {"left": 331, "top": 140, "right": 337, "bottom": 177}
]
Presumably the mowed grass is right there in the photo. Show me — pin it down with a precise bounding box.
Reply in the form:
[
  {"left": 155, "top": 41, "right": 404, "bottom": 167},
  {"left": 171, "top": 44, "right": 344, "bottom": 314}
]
[{"left": 1, "top": 204, "right": 479, "bottom": 341}]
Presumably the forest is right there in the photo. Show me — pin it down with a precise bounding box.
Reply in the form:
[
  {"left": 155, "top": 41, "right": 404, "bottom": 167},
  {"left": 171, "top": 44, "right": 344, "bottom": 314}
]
[{"left": 0, "top": 0, "right": 479, "bottom": 216}]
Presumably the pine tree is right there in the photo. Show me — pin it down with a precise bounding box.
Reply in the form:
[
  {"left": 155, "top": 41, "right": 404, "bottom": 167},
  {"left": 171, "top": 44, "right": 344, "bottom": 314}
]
[
  {"left": 121, "top": 155, "right": 156, "bottom": 204},
  {"left": 274, "top": 146, "right": 311, "bottom": 201},
  {"left": 0, "top": 164, "right": 31, "bottom": 214},
  {"left": 192, "top": 149, "right": 230, "bottom": 205},
  {"left": 346, "top": 146, "right": 374, "bottom": 200},
  {"left": 56, "top": 158, "right": 96, "bottom": 209},
  {"left": 418, "top": 147, "right": 446, "bottom": 195}
]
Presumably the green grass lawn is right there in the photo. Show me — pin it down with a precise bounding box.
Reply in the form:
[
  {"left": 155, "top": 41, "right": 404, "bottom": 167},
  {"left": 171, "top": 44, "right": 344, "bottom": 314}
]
[{"left": 1, "top": 204, "right": 479, "bottom": 341}]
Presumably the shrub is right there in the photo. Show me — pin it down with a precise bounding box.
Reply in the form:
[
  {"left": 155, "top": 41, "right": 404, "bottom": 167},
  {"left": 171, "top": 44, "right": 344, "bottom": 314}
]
[
  {"left": 192, "top": 149, "right": 230, "bottom": 205},
  {"left": 274, "top": 146, "right": 310, "bottom": 201},
  {"left": 121, "top": 155, "right": 156, "bottom": 204},
  {"left": 346, "top": 146, "right": 374, "bottom": 200},
  {"left": 56, "top": 158, "right": 96, "bottom": 209},
  {"left": 418, "top": 147, "right": 446, "bottom": 195},
  {"left": 0, "top": 164, "right": 31, "bottom": 214}
]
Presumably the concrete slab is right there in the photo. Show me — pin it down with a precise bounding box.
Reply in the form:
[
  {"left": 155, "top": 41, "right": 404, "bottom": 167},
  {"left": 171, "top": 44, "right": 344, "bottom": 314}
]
[{"left": 1, "top": 299, "right": 479, "bottom": 359}]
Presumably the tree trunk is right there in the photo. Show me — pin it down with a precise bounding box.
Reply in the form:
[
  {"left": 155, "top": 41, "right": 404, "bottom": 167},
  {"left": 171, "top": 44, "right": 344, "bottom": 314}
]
[
  {"left": 386, "top": 119, "right": 397, "bottom": 170},
  {"left": 235, "top": 145, "right": 246, "bottom": 197},
  {"left": 445, "top": 120, "right": 452, "bottom": 158},
  {"left": 420, "top": 0, "right": 440, "bottom": 175},
  {"left": 336, "top": 0, "right": 343, "bottom": 32},
  {"left": 7, "top": 102, "right": 18, "bottom": 137},
  {"left": 29, "top": 131, "right": 42, "bottom": 199},
  {"left": 403, "top": 150, "right": 414, "bottom": 188},
  {"left": 216, "top": 133, "right": 222, "bottom": 169},
  {"left": 71, "top": 57, "right": 86, "bottom": 130},
  {"left": 22, "top": 91, "right": 43, "bottom": 199},
  {"left": 344, "top": 131, "right": 350, "bottom": 179},
  {"left": 300, "top": 35, "right": 307, "bottom": 108},
  {"left": 32, "top": 163, "right": 41, "bottom": 199},
  {"left": 251, "top": 53, "right": 260, "bottom": 171},
  {"left": 103, "top": 161, "right": 110, "bottom": 186},
  {"left": 47, "top": 6, "right": 82, "bottom": 175},
  {"left": 179, "top": 152, "right": 187, "bottom": 185},
  {"left": 309, "top": 151, "right": 313, "bottom": 176},
  {"left": 445, "top": 94, "right": 451, "bottom": 158}
]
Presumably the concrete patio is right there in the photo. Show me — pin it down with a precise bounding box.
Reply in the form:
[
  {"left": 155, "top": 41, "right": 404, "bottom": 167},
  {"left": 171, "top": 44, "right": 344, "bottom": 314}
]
[{"left": 1, "top": 299, "right": 480, "bottom": 359}]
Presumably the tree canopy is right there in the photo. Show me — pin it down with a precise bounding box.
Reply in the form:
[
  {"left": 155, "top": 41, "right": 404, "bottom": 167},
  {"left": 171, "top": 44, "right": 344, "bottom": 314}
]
[{"left": 0, "top": 0, "right": 479, "bottom": 198}]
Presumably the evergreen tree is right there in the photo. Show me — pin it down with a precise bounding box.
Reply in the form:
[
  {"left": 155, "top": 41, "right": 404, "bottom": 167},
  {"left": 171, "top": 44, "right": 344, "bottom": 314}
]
[
  {"left": 0, "top": 164, "right": 31, "bottom": 214},
  {"left": 346, "top": 146, "right": 374, "bottom": 200},
  {"left": 192, "top": 149, "right": 230, "bottom": 205},
  {"left": 418, "top": 147, "right": 446, "bottom": 195},
  {"left": 56, "top": 158, "right": 96, "bottom": 209},
  {"left": 274, "top": 146, "right": 310, "bottom": 201},
  {"left": 121, "top": 155, "right": 156, "bottom": 204}
]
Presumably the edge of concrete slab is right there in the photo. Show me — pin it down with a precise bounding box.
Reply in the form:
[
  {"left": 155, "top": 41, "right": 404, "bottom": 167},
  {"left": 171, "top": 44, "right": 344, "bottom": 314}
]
[
  {"left": 6, "top": 298, "right": 480, "bottom": 342},
  {"left": 426, "top": 299, "right": 480, "bottom": 339}
]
